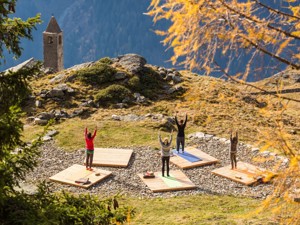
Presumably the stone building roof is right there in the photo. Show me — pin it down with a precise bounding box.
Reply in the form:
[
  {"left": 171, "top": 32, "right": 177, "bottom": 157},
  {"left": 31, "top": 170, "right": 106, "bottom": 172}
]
[{"left": 45, "top": 16, "right": 62, "bottom": 33}]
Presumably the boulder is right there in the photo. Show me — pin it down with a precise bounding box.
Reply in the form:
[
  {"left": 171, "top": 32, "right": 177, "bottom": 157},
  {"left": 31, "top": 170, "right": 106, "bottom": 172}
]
[
  {"left": 152, "top": 114, "right": 164, "bottom": 120},
  {"left": 47, "top": 89, "right": 64, "bottom": 98},
  {"left": 165, "top": 74, "right": 173, "bottom": 82},
  {"left": 166, "top": 85, "right": 184, "bottom": 94},
  {"left": 54, "top": 110, "right": 68, "bottom": 118},
  {"left": 55, "top": 84, "right": 75, "bottom": 93},
  {"left": 5, "top": 58, "right": 38, "bottom": 74},
  {"left": 115, "top": 103, "right": 127, "bottom": 108},
  {"left": 42, "top": 136, "right": 52, "bottom": 141},
  {"left": 49, "top": 73, "right": 66, "bottom": 84},
  {"left": 145, "top": 113, "right": 153, "bottom": 118},
  {"left": 35, "top": 100, "right": 42, "bottom": 108},
  {"left": 188, "top": 132, "right": 205, "bottom": 139},
  {"left": 26, "top": 117, "right": 35, "bottom": 123},
  {"left": 112, "top": 115, "right": 121, "bottom": 121},
  {"left": 123, "top": 114, "right": 140, "bottom": 121},
  {"left": 251, "top": 148, "right": 260, "bottom": 153},
  {"left": 172, "top": 75, "right": 182, "bottom": 83},
  {"left": 219, "top": 138, "right": 227, "bottom": 143},
  {"left": 204, "top": 134, "right": 214, "bottom": 139},
  {"left": 159, "top": 71, "right": 167, "bottom": 78},
  {"left": 42, "top": 67, "right": 55, "bottom": 74},
  {"left": 133, "top": 93, "right": 141, "bottom": 99},
  {"left": 46, "top": 130, "right": 59, "bottom": 137},
  {"left": 70, "top": 109, "right": 84, "bottom": 117},
  {"left": 117, "top": 54, "right": 147, "bottom": 74},
  {"left": 136, "top": 95, "right": 146, "bottom": 103},
  {"left": 114, "top": 72, "right": 127, "bottom": 80},
  {"left": 67, "top": 61, "right": 95, "bottom": 71},
  {"left": 37, "top": 112, "right": 54, "bottom": 120},
  {"left": 34, "top": 118, "right": 48, "bottom": 126}
]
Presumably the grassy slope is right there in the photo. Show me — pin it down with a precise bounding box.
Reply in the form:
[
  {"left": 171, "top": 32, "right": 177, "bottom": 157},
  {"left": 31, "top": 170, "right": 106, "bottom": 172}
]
[
  {"left": 24, "top": 69, "right": 300, "bottom": 151},
  {"left": 125, "top": 195, "right": 277, "bottom": 225}
]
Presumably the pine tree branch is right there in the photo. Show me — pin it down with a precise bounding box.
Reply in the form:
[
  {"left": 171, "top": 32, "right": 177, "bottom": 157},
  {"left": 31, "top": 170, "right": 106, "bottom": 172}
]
[
  {"left": 213, "top": 60, "right": 300, "bottom": 103},
  {"left": 253, "top": 0, "right": 300, "bottom": 21},
  {"left": 240, "top": 35, "right": 300, "bottom": 70},
  {"left": 218, "top": 0, "right": 300, "bottom": 40}
]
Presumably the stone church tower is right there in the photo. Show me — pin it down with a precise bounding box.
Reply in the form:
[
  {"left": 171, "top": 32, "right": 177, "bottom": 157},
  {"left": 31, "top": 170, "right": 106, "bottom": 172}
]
[{"left": 43, "top": 16, "right": 63, "bottom": 72}]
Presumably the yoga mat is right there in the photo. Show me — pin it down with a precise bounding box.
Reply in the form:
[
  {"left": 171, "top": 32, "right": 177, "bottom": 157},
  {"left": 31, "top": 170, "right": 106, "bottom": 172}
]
[
  {"left": 158, "top": 174, "right": 182, "bottom": 187},
  {"left": 172, "top": 150, "right": 202, "bottom": 162}
]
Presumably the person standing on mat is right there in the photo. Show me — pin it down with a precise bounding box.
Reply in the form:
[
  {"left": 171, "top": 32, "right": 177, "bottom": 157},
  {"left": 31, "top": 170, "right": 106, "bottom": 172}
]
[
  {"left": 175, "top": 113, "right": 187, "bottom": 153},
  {"left": 230, "top": 130, "right": 238, "bottom": 170},
  {"left": 158, "top": 130, "right": 173, "bottom": 177},
  {"left": 85, "top": 126, "right": 97, "bottom": 171}
]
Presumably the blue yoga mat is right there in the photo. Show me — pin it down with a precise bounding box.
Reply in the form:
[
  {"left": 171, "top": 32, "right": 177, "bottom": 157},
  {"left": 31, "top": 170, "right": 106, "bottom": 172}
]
[{"left": 172, "top": 149, "right": 202, "bottom": 162}]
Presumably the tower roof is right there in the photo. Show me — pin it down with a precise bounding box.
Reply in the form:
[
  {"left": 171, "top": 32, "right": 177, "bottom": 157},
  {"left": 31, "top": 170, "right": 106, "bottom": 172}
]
[{"left": 45, "top": 16, "right": 62, "bottom": 33}]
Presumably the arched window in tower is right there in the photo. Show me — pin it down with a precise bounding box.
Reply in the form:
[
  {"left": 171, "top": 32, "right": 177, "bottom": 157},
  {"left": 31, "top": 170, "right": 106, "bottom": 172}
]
[
  {"left": 59, "top": 35, "right": 62, "bottom": 45},
  {"left": 48, "top": 36, "right": 53, "bottom": 44}
]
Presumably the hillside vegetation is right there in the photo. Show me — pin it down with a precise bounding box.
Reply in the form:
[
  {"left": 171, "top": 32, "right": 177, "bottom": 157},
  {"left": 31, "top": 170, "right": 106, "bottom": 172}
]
[{"left": 23, "top": 56, "right": 300, "bottom": 152}]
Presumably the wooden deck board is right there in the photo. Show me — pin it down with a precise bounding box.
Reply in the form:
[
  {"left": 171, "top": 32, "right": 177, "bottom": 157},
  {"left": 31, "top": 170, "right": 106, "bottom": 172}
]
[
  {"left": 84, "top": 148, "right": 133, "bottom": 167},
  {"left": 138, "top": 170, "right": 196, "bottom": 192},
  {"left": 49, "top": 164, "right": 112, "bottom": 189},
  {"left": 170, "top": 146, "right": 219, "bottom": 169},
  {"left": 212, "top": 161, "right": 269, "bottom": 186}
]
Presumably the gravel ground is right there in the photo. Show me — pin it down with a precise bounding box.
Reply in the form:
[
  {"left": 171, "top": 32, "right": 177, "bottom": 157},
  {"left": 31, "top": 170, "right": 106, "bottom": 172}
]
[{"left": 24, "top": 136, "right": 286, "bottom": 199}]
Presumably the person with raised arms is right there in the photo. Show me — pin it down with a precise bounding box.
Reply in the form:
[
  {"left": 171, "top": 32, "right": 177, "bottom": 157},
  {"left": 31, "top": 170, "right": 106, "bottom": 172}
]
[
  {"left": 175, "top": 113, "right": 188, "bottom": 153},
  {"left": 85, "top": 126, "right": 97, "bottom": 171},
  {"left": 230, "top": 130, "right": 238, "bottom": 170},
  {"left": 158, "top": 130, "right": 173, "bottom": 177}
]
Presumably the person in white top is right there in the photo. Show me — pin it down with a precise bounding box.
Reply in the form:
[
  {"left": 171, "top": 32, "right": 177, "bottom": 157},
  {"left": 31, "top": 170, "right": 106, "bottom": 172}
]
[{"left": 158, "top": 130, "right": 173, "bottom": 177}]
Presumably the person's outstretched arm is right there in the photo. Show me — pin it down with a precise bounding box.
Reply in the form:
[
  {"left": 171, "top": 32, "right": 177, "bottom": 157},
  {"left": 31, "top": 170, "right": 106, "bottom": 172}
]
[
  {"left": 183, "top": 113, "right": 188, "bottom": 127},
  {"left": 175, "top": 114, "right": 179, "bottom": 126},
  {"left": 158, "top": 132, "right": 163, "bottom": 145},
  {"left": 168, "top": 131, "right": 173, "bottom": 146},
  {"left": 92, "top": 126, "right": 97, "bottom": 139},
  {"left": 85, "top": 127, "right": 88, "bottom": 138}
]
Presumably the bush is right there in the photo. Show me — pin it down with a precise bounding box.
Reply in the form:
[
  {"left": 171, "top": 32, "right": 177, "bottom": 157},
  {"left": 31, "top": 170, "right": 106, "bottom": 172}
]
[
  {"left": 75, "top": 63, "right": 116, "bottom": 85},
  {"left": 0, "top": 182, "right": 134, "bottom": 225},
  {"left": 138, "top": 67, "right": 163, "bottom": 99},
  {"left": 127, "top": 75, "right": 141, "bottom": 91},
  {"left": 98, "top": 57, "right": 113, "bottom": 65},
  {"left": 95, "top": 84, "right": 131, "bottom": 106}
]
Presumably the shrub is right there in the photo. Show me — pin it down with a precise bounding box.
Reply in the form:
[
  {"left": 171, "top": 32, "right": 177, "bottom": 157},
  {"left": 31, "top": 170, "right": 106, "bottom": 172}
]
[
  {"left": 0, "top": 182, "right": 134, "bottom": 225},
  {"left": 75, "top": 63, "right": 116, "bottom": 85},
  {"left": 127, "top": 75, "right": 141, "bottom": 91},
  {"left": 95, "top": 84, "right": 131, "bottom": 106},
  {"left": 138, "top": 67, "right": 163, "bottom": 99},
  {"left": 98, "top": 57, "right": 113, "bottom": 65}
]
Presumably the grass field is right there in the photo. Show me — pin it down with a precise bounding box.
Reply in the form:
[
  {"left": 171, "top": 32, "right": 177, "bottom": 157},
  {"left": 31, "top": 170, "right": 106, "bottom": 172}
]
[{"left": 123, "top": 194, "right": 277, "bottom": 225}]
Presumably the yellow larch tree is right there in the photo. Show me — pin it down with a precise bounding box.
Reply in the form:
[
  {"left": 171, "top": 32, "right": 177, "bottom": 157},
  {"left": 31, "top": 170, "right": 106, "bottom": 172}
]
[{"left": 148, "top": 0, "right": 300, "bottom": 224}]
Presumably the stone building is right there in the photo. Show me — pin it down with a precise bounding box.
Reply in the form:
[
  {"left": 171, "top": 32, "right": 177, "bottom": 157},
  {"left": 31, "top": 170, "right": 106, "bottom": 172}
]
[{"left": 43, "top": 16, "right": 63, "bottom": 72}]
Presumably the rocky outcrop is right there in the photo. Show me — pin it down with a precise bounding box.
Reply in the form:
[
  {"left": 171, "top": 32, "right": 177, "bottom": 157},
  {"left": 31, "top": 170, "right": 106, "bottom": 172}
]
[
  {"left": 114, "top": 54, "right": 147, "bottom": 74},
  {"left": 4, "top": 58, "right": 38, "bottom": 73}
]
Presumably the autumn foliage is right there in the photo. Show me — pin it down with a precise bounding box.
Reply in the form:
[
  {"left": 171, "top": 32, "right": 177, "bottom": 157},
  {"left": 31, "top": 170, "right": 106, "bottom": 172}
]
[
  {"left": 148, "top": 0, "right": 300, "bottom": 224},
  {"left": 148, "top": 0, "right": 300, "bottom": 80}
]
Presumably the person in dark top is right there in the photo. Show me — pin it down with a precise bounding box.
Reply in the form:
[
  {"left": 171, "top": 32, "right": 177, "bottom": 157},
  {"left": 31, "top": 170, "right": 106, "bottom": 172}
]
[
  {"left": 175, "top": 113, "right": 187, "bottom": 153},
  {"left": 230, "top": 130, "right": 238, "bottom": 169}
]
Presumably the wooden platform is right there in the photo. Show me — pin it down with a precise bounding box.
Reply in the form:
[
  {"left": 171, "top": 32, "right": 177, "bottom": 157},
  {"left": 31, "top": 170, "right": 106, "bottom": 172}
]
[
  {"left": 170, "top": 146, "right": 219, "bottom": 169},
  {"left": 212, "top": 161, "right": 271, "bottom": 186},
  {"left": 84, "top": 148, "right": 133, "bottom": 167},
  {"left": 138, "top": 170, "right": 196, "bottom": 192},
  {"left": 49, "top": 164, "right": 112, "bottom": 189}
]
